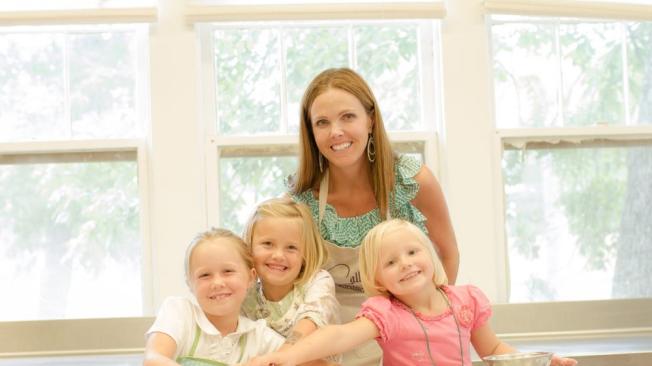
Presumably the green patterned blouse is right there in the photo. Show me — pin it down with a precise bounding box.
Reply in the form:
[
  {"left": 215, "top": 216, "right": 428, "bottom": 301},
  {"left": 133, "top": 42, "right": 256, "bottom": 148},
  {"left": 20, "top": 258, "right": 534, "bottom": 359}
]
[{"left": 289, "top": 154, "right": 429, "bottom": 248}]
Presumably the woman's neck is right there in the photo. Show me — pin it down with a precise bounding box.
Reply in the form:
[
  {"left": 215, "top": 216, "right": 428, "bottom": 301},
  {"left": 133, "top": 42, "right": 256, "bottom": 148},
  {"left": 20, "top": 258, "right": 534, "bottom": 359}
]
[
  {"left": 206, "top": 312, "right": 239, "bottom": 336},
  {"left": 327, "top": 162, "right": 372, "bottom": 194}
]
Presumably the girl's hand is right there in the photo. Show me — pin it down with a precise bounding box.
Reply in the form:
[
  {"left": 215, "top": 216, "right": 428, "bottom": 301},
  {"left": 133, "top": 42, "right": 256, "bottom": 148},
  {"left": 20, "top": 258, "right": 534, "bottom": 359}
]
[{"left": 551, "top": 355, "right": 578, "bottom": 366}]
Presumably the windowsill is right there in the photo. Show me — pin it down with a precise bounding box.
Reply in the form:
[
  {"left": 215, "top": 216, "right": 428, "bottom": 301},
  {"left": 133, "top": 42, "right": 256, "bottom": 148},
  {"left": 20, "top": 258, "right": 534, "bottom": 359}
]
[{"left": 471, "top": 329, "right": 652, "bottom": 366}]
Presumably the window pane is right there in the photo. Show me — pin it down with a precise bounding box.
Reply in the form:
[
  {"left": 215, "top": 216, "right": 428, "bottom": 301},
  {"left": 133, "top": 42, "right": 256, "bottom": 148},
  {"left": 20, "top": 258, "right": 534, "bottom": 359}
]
[
  {"left": 0, "top": 26, "right": 145, "bottom": 142},
  {"left": 627, "top": 21, "right": 652, "bottom": 125},
  {"left": 503, "top": 145, "right": 652, "bottom": 302},
  {"left": 285, "top": 26, "right": 348, "bottom": 133},
  {"left": 213, "top": 20, "right": 429, "bottom": 135},
  {"left": 215, "top": 28, "right": 281, "bottom": 135},
  {"left": 0, "top": 157, "right": 142, "bottom": 320},
  {"left": 219, "top": 156, "right": 296, "bottom": 234},
  {"left": 560, "top": 22, "right": 624, "bottom": 126},
  {"left": 70, "top": 31, "right": 142, "bottom": 138},
  {"left": 492, "top": 17, "right": 652, "bottom": 127},
  {"left": 0, "top": 32, "right": 66, "bottom": 139},
  {"left": 355, "top": 23, "right": 421, "bottom": 131}
]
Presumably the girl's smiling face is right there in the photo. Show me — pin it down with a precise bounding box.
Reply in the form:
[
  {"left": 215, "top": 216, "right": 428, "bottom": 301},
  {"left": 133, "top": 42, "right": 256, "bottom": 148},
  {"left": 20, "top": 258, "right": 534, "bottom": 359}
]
[
  {"left": 251, "top": 217, "right": 305, "bottom": 301},
  {"left": 188, "top": 238, "right": 255, "bottom": 325},
  {"left": 375, "top": 230, "right": 436, "bottom": 300}
]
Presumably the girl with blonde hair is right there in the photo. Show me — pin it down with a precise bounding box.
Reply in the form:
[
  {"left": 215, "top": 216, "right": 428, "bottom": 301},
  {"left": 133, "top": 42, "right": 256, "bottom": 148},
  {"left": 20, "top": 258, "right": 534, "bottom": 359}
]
[
  {"left": 145, "top": 228, "right": 284, "bottom": 366},
  {"left": 242, "top": 198, "right": 340, "bottom": 364},
  {"left": 245, "top": 220, "right": 576, "bottom": 366}
]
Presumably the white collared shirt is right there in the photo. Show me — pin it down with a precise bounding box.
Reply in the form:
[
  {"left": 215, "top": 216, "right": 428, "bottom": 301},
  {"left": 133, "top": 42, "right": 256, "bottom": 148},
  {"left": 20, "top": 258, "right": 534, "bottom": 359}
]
[{"left": 147, "top": 296, "right": 285, "bottom": 363}]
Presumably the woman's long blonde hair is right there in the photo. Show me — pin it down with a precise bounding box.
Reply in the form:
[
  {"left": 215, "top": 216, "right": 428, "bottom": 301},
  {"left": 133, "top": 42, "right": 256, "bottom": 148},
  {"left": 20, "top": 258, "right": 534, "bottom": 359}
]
[{"left": 289, "top": 68, "right": 396, "bottom": 220}]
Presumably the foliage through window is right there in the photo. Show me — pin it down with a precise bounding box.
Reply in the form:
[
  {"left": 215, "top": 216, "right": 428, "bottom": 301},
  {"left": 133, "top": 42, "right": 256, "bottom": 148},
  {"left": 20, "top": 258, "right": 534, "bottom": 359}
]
[
  {"left": 0, "top": 24, "right": 147, "bottom": 320},
  {"left": 492, "top": 16, "right": 652, "bottom": 302},
  {"left": 208, "top": 20, "right": 438, "bottom": 232}
]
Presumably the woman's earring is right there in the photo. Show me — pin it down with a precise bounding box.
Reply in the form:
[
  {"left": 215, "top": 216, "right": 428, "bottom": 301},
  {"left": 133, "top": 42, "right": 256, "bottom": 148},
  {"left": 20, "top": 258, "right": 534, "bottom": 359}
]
[
  {"left": 367, "top": 134, "right": 376, "bottom": 163},
  {"left": 319, "top": 153, "right": 324, "bottom": 172}
]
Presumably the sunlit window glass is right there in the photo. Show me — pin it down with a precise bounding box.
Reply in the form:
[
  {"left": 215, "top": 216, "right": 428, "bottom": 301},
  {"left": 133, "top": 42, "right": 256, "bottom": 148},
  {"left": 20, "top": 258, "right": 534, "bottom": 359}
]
[
  {"left": 503, "top": 145, "right": 652, "bottom": 302},
  {"left": 213, "top": 20, "right": 426, "bottom": 135},
  {"left": 491, "top": 16, "right": 652, "bottom": 128},
  {"left": 0, "top": 155, "right": 142, "bottom": 320},
  {"left": 0, "top": 25, "right": 145, "bottom": 142},
  {"left": 219, "top": 155, "right": 297, "bottom": 233}
]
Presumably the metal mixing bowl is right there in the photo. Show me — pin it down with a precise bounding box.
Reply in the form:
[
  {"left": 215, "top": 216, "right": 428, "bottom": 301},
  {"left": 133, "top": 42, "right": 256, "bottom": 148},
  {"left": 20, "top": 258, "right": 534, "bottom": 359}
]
[{"left": 482, "top": 351, "right": 553, "bottom": 366}]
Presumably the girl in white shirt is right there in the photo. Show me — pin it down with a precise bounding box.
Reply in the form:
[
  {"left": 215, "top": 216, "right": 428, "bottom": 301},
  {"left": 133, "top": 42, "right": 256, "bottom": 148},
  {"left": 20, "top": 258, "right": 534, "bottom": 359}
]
[{"left": 144, "top": 228, "right": 284, "bottom": 366}]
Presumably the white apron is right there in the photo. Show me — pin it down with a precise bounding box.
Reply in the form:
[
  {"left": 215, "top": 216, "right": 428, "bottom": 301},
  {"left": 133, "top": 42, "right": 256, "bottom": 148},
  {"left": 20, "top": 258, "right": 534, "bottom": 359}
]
[{"left": 318, "top": 171, "right": 383, "bottom": 366}]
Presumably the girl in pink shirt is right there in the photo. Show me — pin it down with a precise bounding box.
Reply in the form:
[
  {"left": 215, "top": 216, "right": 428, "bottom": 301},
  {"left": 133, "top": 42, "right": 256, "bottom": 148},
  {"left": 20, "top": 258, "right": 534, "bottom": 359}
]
[{"left": 245, "top": 219, "right": 577, "bottom": 366}]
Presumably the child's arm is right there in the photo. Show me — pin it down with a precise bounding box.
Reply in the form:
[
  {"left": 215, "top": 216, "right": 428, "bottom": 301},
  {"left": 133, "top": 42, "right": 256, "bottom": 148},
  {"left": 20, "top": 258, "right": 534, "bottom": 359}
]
[
  {"left": 471, "top": 324, "right": 577, "bottom": 366},
  {"left": 283, "top": 318, "right": 318, "bottom": 347},
  {"left": 281, "top": 318, "right": 328, "bottom": 366},
  {"left": 143, "top": 332, "right": 180, "bottom": 366},
  {"left": 470, "top": 322, "right": 516, "bottom": 357},
  {"left": 245, "top": 317, "right": 379, "bottom": 366}
]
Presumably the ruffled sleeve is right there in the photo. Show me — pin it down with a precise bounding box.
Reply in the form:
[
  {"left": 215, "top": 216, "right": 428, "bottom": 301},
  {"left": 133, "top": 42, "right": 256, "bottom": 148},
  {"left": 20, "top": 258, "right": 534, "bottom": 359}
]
[
  {"left": 356, "top": 296, "right": 397, "bottom": 342},
  {"left": 446, "top": 285, "right": 492, "bottom": 331},
  {"left": 467, "top": 285, "right": 492, "bottom": 330},
  {"left": 295, "top": 270, "right": 340, "bottom": 328},
  {"left": 392, "top": 155, "right": 428, "bottom": 234}
]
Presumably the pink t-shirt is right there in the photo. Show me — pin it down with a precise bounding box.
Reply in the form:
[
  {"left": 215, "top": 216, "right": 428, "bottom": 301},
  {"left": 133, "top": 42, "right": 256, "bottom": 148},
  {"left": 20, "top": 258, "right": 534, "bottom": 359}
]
[{"left": 356, "top": 285, "right": 491, "bottom": 366}]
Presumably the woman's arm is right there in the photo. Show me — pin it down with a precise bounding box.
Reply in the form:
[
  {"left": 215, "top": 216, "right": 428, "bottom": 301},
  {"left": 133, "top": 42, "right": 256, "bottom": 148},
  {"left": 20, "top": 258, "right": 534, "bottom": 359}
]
[
  {"left": 412, "top": 165, "right": 460, "bottom": 284},
  {"left": 143, "top": 332, "right": 180, "bottom": 366},
  {"left": 245, "top": 317, "right": 379, "bottom": 366}
]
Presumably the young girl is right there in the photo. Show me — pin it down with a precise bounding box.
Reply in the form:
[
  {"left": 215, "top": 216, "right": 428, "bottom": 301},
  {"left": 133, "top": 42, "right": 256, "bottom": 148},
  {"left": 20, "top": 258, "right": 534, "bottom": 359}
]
[
  {"left": 144, "top": 228, "right": 284, "bottom": 366},
  {"left": 241, "top": 198, "right": 340, "bottom": 364},
  {"left": 245, "top": 219, "right": 577, "bottom": 366}
]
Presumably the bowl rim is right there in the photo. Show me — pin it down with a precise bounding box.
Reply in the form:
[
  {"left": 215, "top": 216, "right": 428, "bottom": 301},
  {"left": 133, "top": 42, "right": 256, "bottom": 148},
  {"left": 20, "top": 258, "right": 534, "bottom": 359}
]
[{"left": 482, "top": 351, "right": 553, "bottom": 361}]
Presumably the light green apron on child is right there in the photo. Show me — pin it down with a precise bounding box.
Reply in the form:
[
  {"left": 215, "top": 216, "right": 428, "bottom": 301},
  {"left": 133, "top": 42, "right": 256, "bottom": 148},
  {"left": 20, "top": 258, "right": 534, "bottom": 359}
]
[{"left": 176, "top": 325, "right": 246, "bottom": 366}]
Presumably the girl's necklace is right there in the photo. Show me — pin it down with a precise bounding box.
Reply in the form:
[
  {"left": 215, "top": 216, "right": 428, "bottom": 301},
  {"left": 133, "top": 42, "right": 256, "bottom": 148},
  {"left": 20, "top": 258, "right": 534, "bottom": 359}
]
[{"left": 405, "top": 287, "right": 464, "bottom": 366}]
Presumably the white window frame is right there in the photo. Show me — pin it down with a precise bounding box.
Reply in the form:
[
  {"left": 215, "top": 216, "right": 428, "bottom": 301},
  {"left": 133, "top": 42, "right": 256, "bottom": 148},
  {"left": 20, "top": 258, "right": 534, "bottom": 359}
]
[
  {"left": 475, "top": 0, "right": 652, "bottom": 353},
  {"left": 196, "top": 15, "right": 445, "bottom": 229},
  {"left": 0, "top": 4, "right": 156, "bottom": 361}
]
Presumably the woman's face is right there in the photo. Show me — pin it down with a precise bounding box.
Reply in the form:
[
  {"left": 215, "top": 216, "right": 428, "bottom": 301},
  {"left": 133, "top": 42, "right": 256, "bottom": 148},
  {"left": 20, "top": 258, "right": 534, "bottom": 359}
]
[{"left": 310, "top": 88, "right": 372, "bottom": 171}]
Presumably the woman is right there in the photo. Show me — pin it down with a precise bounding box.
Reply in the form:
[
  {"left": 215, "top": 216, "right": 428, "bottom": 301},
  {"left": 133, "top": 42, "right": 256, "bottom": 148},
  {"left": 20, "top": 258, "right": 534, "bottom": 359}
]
[{"left": 287, "top": 67, "right": 459, "bottom": 365}]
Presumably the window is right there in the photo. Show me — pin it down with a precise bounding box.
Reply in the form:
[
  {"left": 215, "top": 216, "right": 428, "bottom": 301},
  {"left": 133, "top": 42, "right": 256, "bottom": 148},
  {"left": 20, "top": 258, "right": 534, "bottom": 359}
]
[
  {"left": 0, "top": 22, "right": 149, "bottom": 321},
  {"left": 489, "top": 7, "right": 652, "bottom": 302},
  {"left": 199, "top": 18, "right": 442, "bottom": 233}
]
